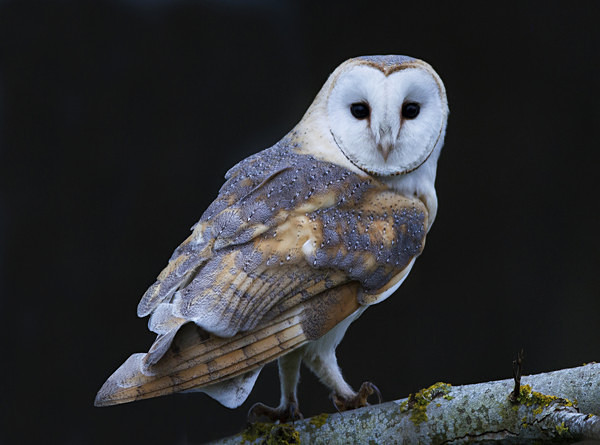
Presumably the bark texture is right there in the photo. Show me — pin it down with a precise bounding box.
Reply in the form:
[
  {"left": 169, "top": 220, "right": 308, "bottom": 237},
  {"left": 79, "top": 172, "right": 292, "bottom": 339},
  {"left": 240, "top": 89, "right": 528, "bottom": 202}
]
[{"left": 211, "top": 363, "right": 600, "bottom": 444}]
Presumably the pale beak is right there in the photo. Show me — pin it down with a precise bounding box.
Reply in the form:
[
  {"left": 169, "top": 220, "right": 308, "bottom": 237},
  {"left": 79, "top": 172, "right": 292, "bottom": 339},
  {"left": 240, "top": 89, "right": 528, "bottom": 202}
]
[
  {"left": 376, "top": 124, "right": 394, "bottom": 161},
  {"left": 378, "top": 143, "right": 393, "bottom": 161}
]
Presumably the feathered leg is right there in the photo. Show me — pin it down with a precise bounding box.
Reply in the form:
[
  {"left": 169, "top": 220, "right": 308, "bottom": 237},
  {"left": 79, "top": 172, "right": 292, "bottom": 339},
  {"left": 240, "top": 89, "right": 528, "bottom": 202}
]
[
  {"left": 247, "top": 348, "right": 304, "bottom": 423},
  {"left": 303, "top": 348, "right": 381, "bottom": 412},
  {"left": 301, "top": 307, "right": 382, "bottom": 412}
]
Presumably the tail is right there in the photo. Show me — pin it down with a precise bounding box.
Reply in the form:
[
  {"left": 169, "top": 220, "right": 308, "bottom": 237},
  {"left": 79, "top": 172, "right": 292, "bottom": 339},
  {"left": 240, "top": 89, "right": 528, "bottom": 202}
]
[{"left": 94, "top": 306, "right": 307, "bottom": 407}]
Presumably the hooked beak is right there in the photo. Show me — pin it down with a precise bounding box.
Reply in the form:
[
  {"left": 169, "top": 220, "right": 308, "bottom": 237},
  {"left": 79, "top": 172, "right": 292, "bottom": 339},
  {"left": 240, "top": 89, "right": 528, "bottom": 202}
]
[
  {"left": 376, "top": 124, "right": 395, "bottom": 162},
  {"left": 378, "top": 143, "right": 393, "bottom": 161}
]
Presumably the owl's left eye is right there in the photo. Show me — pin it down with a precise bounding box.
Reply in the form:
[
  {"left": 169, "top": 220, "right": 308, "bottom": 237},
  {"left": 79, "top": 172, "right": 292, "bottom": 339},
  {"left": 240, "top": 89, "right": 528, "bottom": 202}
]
[
  {"left": 402, "top": 102, "right": 420, "bottom": 119},
  {"left": 350, "top": 103, "right": 370, "bottom": 119}
]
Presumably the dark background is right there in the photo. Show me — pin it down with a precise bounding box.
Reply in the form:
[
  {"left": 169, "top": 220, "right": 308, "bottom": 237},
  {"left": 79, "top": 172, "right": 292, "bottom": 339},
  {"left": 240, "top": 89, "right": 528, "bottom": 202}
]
[{"left": 1, "top": 1, "right": 599, "bottom": 443}]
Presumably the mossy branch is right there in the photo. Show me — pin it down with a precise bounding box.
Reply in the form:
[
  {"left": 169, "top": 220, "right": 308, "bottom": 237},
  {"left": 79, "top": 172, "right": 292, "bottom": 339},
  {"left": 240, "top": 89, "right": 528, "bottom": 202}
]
[{"left": 211, "top": 363, "right": 600, "bottom": 444}]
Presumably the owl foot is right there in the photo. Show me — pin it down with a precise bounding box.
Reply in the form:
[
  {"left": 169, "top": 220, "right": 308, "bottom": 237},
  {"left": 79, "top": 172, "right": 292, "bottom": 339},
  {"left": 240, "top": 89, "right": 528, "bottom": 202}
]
[
  {"left": 331, "top": 382, "right": 382, "bottom": 412},
  {"left": 247, "top": 401, "right": 304, "bottom": 424}
]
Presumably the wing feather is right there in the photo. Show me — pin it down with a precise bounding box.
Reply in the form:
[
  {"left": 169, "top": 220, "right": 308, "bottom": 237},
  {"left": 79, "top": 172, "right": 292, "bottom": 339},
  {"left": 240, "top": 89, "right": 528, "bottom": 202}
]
[
  {"left": 97, "top": 141, "right": 429, "bottom": 407},
  {"left": 95, "top": 309, "right": 307, "bottom": 407},
  {"left": 95, "top": 283, "right": 361, "bottom": 407}
]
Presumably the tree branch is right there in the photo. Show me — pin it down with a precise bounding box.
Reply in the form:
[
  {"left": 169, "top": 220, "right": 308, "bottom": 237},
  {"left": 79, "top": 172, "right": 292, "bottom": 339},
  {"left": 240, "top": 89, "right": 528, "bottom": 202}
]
[{"left": 211, "top": 363, "right": 600, "bottom": 444}]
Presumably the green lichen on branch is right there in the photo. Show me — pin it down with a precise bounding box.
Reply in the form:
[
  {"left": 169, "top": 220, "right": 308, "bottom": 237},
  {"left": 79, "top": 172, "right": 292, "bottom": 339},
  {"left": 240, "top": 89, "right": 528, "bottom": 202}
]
[
  {"left": 308, "top": 413, "right": 329, "bottom": 428},
  {"left": 240, "top": 422, "right": 299, "bottom": 445},
  {"left": 399, "top": 382, "right": 452, "bottom": 425},
  {"left": 555, "top": 421, "right": 570, "bottom": 436},
  {"left": 211, "top": 364, "right": 600, "bottom": 445},
  {"left": 513, "top": 384, "right": 575, "bottom": 415},
  {"left": 241, "top": 423, "right": 274, "bottom": 443}
]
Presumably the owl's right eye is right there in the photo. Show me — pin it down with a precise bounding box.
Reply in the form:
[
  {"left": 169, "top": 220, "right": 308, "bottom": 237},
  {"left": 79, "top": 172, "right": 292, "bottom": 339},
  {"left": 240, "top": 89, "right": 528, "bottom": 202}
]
[{"left": 350, "top": 103, "right": 370, "bottom": 119}]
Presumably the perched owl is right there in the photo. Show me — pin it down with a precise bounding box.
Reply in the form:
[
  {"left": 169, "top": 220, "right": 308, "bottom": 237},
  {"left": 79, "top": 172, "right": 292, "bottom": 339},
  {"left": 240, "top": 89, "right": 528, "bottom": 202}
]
[{"left": 95, "top": 55, "right": 448, "bottom": 422}]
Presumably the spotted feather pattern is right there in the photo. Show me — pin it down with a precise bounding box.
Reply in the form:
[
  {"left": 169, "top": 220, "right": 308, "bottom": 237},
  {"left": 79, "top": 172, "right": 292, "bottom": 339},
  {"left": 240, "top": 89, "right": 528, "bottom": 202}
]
[
  {"left": 95, "top": 136, "right": 429, "bottom": 407},
  {"left": 95, "top": 282, "right": 361, "bottom": 406},
  {"left": 137, "top": 136, "right": 427, "bottom": 339}
]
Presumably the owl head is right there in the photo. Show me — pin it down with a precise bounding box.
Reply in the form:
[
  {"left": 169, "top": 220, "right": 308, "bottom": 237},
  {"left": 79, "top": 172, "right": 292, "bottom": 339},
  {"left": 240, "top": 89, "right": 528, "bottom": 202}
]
[
  {"left": 321, "top": 55, "right": 448, "bottom": 177},
  {"left": 296, "top": 55, "right": 448, "bottom": 224}
]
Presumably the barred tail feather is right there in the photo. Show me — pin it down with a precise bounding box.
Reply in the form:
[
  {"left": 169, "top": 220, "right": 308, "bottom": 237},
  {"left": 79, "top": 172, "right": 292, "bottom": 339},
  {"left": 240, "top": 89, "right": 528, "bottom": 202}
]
[{"left": 94, "top": 309, "right": 308, "bottom": 407}]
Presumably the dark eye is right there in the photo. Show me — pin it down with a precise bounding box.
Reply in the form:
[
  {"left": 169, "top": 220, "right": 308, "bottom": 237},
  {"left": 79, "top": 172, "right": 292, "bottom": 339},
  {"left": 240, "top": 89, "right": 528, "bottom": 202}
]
[
  {"left": 350, "top": 102, "right": 370, "bottom": 119},
  {"left": 402, "top": 102, "right": 420, "bottom": 119}
]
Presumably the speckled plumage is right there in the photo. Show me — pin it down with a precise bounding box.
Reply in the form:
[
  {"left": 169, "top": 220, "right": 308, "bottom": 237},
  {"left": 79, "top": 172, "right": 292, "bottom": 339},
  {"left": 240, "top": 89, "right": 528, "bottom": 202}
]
[
  {"left": 95, "top": 55, "right": 448, "bottom": 416},
  {"left": 141, "top": 139, "right": 426, "bottom": 334}
]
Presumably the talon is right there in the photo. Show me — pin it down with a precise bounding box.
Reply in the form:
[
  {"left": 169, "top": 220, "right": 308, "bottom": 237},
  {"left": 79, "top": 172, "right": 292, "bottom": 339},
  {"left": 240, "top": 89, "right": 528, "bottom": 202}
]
[
  {"left": 374, "top": 385, "right": 382, "bottom": 404},
  {"left": 247, "top": 401, "right": 303, "bottom": 424},
  {"left": 329, "top": 391, "right": 343, "bottom": 413},
  {"left": 332, "top": 381, "right": 383, "bottom": 412},
  {"left": 247, "top": 402, "right": 270, "bottom": 424},
  {"left": 287, "top": 402, "right": 303, "bottom": 422},
  {"left": 358, "top": 381, "right": 382, "bottom": 406}
]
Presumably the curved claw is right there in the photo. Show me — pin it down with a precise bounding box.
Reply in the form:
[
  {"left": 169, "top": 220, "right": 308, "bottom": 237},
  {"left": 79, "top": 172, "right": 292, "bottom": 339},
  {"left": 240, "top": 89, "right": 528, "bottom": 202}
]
[
  {"left": 331, "top": 381, "right": 383, "bottom": 412},
  {"left": 287, "top": 402, "right": 304, "bottom": 422},
  {"left": 247, "top": 401, "right": 303, "bottom": 424},
  {"left": 329, "top": 391, "right": 343, "bottom": 413},
  {"left": 247, "top": 402, "right": 270, "bottom": 424},
  {"left": 359, "top": 381, "right": 382, "bottom": 405}
]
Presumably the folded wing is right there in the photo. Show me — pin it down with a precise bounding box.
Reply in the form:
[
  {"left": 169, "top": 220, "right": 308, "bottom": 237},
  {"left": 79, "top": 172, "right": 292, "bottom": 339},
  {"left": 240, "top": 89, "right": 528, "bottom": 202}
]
[{"left": 95, "top": 141, "right": 428, "bottom": 407}]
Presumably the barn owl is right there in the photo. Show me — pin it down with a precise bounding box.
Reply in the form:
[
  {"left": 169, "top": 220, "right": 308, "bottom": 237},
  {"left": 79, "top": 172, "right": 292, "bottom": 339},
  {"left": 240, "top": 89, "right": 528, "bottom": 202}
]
[{"left": 95, "top": 55, "right": 448, "bottom": 422}]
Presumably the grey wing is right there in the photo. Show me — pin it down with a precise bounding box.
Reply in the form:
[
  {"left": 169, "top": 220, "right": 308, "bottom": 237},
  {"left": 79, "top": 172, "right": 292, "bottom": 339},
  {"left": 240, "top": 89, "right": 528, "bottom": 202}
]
[
  {"left": 135, "top": 138, "right": 367, "bottom": 333},
  {"left": 95, "top": 150, "right": 429, "bottom": 407},
  {"left": 136, "top": 142, "right": 297, "bottom": 318},
  {"left": 136, "top": 138, "right": 428, "bottom": 355}
]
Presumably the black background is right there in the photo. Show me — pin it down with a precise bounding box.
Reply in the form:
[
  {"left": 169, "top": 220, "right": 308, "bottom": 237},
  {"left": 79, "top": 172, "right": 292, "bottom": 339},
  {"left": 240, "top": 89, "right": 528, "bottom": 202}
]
[{"left": 1, "top": 1, "right": 599, "bottom": 444}]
